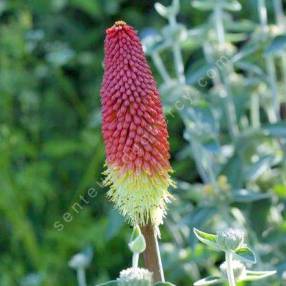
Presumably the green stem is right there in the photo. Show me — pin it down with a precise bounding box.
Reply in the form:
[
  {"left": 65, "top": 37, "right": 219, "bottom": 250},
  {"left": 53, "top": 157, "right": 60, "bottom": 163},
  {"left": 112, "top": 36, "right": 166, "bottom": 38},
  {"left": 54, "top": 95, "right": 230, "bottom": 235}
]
[
  {"left": 225, "top": 252, "right": 236, "bottom": 286},
  {"left": 251, "top": 93, "right": 260, "bottom": 128},
  {"left": 204, "top": 44, "right": 239, "bottom": 138},
  {"left": 221, "top": 70, "right": 239, "bottom": 138},
  {"left": 214, "top": 4, "right": 225, "bottom": 46},
  {"left": 155, "top": 234, "right": 165, "bottom": 282},
  {"left": 273, "top": 0, "right": 285, "bottom": 27},
  {"left": 213, "top": 5, "right": 239, "bottom": 139},
  {"left": 77, "top": 268, "right": 87, "bottom": 286},
  {"left": 258, "top": 0, "right": 280, "bottom": 122},
  {"left": 151, "top": 52, "right": 172, "bottom": 83},
  {"left": 258, "top": 0, "right": 268, "bottom": 33},
  {"left": 132, "top": 253, "right": 139, "bottom": 268},
  {"left": 265, "top": 55, "right": 280, "bottom": 122},
  {"left": 169, "top": 15, "right": 185, "bottom": 83},
  {"left": 173, "top": 43, "right": 185, "bottom": 83},
  {"left": 273, "top": 0, "right": 286, "bottom": 101},
  {"left": 191, "top": 141, "right": 210, "bottom": 184},
  {"left": 280, "top": 55, "right": 286, "bottom": 89}
]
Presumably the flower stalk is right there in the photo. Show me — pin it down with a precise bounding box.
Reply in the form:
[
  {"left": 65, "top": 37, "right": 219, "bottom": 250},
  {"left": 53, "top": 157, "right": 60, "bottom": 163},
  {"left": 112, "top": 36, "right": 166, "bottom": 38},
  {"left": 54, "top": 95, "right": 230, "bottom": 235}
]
[
  {"left": 77, "top": 268, "right": 87, "bottom": 286},
  {"left": 132, "top": 253, "right": 139, "bottom": 268},
  {"left": 151, "top": 52, "right": 172, "bottom": 83},
  {"left": 225, "top": 251, "right": 236, "bottom": 286},
  {"left": 140, "top": 223, "right": 165, "bottom": 282}
]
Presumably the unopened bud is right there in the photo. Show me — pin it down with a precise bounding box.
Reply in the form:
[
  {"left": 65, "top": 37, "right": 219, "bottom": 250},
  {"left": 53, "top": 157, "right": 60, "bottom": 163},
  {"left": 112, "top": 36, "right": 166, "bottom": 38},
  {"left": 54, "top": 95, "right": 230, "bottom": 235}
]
[
  {"left": 217, "top": 229, "right": 244, "bottom": 251},
  {"left": 128, "top": 234, "right": 146, "bottom": 254},
  {"left": 129, "top": 226, "right": 146, "bottom": 254}
]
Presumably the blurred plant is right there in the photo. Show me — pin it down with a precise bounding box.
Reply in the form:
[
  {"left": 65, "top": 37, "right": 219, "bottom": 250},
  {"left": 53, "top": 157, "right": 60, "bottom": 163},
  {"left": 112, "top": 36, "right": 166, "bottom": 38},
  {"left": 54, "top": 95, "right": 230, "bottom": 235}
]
[
  {"left": 69, "top": 247, "right": 93, "bottom": 286},
  {"left": 141, "top": 1, "right": 286, "bottom": 283},
  {"left": 20, "top": 273, "right": 42, "bottom": 286},
  {"left": 193, "top": 228, "right": 276, "bottom": 285},
  {"left": 0, "top": 0, "right": 286, "bottom": 285}
]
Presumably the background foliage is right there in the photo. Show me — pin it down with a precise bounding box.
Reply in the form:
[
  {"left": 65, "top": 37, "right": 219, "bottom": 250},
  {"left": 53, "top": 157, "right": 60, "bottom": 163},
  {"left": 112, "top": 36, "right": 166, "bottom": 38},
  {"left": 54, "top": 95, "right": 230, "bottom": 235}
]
[{"left": 0, "top": 0, "right": 286, "bottom": 285}]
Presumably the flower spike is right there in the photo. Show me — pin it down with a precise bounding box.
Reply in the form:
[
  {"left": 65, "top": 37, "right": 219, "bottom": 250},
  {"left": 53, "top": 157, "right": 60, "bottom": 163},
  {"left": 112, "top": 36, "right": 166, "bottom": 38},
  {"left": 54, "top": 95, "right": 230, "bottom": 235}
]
[{"left": 101, "top": 21, "right": 174, "bottom": 227}]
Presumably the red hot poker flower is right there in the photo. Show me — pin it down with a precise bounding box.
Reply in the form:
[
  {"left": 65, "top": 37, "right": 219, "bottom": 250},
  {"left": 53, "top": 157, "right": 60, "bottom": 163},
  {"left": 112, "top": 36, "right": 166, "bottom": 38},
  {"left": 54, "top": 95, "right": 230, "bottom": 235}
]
[{"left": 101, "top": 21, "right": 174, "bottom": 227}]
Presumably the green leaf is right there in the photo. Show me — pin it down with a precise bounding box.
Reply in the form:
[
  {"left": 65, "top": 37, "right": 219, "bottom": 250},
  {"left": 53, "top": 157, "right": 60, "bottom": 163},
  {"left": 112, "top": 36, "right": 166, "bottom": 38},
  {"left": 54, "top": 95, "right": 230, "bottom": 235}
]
[
  {"left": 154, "top": 3, "right": 168, "bottom": 17},
  {"left": 192, "top": 0, "right": 216, "bottom": 10},
  {"left": 234, "top": 247, "right": 256, "bottom": 264},
  {"left": 232, "top": 39, "right": 262, "bottom": 63},
  {"left": 244, "top": 155, "right": 275, "bottom": 181},
  {"left": 96, "top": 281, "right": 118, "bottom": 286},
  {"left": 263, "top": 121, "right": 286, "bottom": 138},
  {"left": 273, "top": 184, "right": 286, "bottom": 198},
  {"left": 234, "top": 61, "right": 265, "bottom": 77},
  {"left": 186, "top": 61, "right": 214, "bottom": 85},
  {"left": 154, "top": 282, "right": 176, "bottom": 286},
  {"left": 224, "top": 19, "right": 256, "bottom": 32},
  {"left": 242, "top": 270, "right": 276, "bottom": 281},
  {"left": 162, "top": 24, "right": 188, "bottom": 44},
  {"left": 232, "top": 189, "right": 271, "bottom": 203},
  {"left": 192, "top": 0, "right": 241, "bottom": 11},
  {"left": 193, "top": 228, "right": 219, "bottom": 250},
  {"left": 154, "top": 0, "right": 179, "bottom": 18},
  {"left": 194, "top": 276, "right": 223, "bottom": 285},
  {"left": 265, "top": 35, "right": 286, "bottom": 55},
  {"left": 225, "top": 32, "right": 248, "bottom": 43}
]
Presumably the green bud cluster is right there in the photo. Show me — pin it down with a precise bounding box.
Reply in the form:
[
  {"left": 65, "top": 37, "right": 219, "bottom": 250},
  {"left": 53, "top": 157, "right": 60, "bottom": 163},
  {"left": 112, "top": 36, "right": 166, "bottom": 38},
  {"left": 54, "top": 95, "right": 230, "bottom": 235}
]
[{"left": 217, "top": 229, "right": 244, "bottom": 251}]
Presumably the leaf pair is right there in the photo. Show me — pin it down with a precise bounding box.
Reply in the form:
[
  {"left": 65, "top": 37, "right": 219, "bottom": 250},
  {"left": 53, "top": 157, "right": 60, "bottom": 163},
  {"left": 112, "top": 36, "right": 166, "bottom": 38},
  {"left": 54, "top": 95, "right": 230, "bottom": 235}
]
[
  {"left": 194, "top": 270, "right": 277, "bottom": 285},
  {"left": 193, "top": 228, "right": 256, "bottom": 263}
]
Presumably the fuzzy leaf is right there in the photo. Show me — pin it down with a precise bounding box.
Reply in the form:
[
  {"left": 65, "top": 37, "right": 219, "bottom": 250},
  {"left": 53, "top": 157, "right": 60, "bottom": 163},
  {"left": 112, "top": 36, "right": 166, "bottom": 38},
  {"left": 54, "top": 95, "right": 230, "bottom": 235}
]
[
  {"left": 154, "top": 1, "right": 179, "bottom": 19},
  {"left": 192, "top": 0, "right": 241, "bottom": 11},
  {"left": 154, "top": 3, "right": 168, "bottom": 17},
  {"left": 244, "top": 156, "right": 275, "bottom": 181},
  {"left": 194, "top": 276, "right": 223, "bottom": 285},
  {"left": 234, "top": 247, "right": 256, "bottom": 264},
  {"left": 193, "top": 228, "right": 219, "bottom": 250},
  {"left": 265, "top": 35, "right": 286, "bottom": 55},
  {"left": 263, "top": 121, "right": 286, "bottom": 138},
  {"left": 232, "top": 189, "right": 271, "bottom": 202},
  {"left": 242, "top": 270, "right": 276, "bottom": 281}
]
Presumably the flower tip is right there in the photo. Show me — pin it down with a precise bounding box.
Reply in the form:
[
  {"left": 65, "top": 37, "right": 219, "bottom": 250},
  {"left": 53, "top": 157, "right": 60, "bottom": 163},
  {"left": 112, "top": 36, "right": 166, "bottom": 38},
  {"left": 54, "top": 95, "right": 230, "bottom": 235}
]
[
  {"left": 115, "top": 20, "right": 127, "bottom": 27},
  {"left": 106, "top": 20, "right": 129, "bottom": 35}
]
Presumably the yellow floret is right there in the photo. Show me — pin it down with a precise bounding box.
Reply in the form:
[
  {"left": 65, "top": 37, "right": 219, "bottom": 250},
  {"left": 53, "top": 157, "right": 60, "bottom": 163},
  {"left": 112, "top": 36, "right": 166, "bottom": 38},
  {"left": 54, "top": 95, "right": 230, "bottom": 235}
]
[{"left": 103, "top": 164, "right": 174, "bottom": 227}]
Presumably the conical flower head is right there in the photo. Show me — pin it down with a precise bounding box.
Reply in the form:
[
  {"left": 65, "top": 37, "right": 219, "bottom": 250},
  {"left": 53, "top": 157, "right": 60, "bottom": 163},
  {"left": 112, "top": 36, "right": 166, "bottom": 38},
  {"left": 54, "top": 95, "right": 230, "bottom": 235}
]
[{"left": 101, "top": 21, "right": 173, "bottom": 226}]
